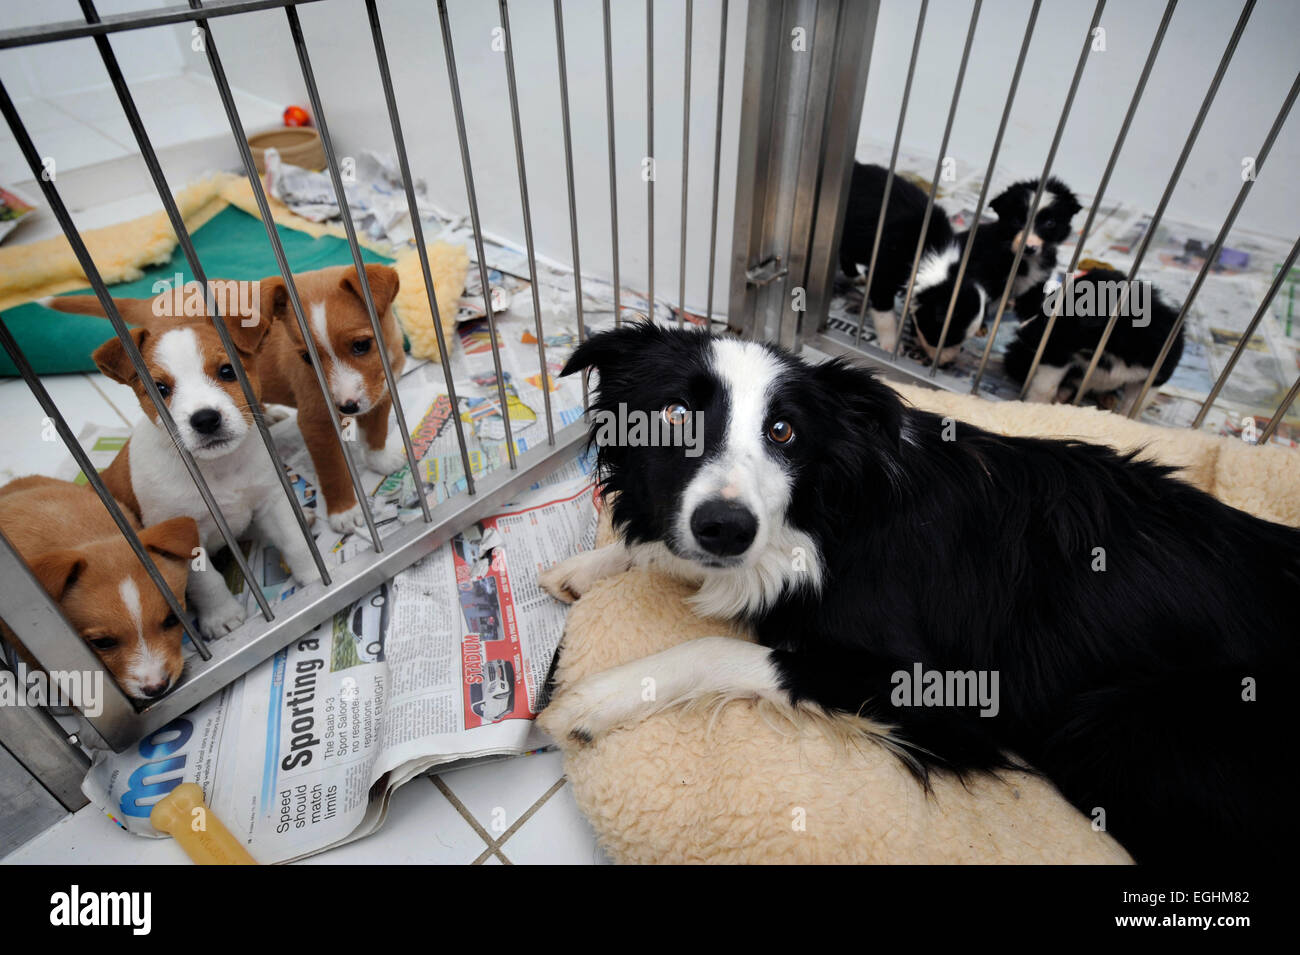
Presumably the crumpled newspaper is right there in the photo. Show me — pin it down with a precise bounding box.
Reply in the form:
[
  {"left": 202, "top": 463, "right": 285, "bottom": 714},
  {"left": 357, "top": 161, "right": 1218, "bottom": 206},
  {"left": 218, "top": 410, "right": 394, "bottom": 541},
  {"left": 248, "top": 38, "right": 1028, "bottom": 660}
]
[{"left": 262, "top": 147, "right": 438, "bottom": 245}]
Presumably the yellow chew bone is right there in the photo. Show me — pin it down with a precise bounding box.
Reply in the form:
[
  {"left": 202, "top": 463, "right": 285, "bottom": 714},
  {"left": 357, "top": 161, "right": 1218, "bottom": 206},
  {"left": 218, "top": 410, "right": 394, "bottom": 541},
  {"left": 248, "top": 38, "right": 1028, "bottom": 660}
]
[{"left": 150, "top": 783, "right": 258, "bottom": 865}]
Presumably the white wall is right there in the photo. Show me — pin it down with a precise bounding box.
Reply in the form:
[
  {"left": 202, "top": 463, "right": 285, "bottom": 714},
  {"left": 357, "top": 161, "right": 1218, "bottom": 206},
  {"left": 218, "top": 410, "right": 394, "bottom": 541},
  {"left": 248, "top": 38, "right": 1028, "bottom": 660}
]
[
  {"left": 856, "top": 0, "right": 1300, "bottom": 239},
  {"left": 170, "top": 0, "right": 748, "bottom": 314}
]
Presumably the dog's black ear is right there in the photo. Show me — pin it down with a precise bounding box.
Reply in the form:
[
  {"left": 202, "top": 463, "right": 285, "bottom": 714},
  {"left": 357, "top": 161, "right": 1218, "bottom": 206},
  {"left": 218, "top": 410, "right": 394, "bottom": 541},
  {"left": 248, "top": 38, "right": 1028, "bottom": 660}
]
[
  {"left": 811, "top": 357, "right": 902, "bottom": 452},
  {"left": 560, "top": 323, "right": 661, "bottom": 378},
  {"left": 1047, "top": 177, "right": 1082, "bottom": 219}
]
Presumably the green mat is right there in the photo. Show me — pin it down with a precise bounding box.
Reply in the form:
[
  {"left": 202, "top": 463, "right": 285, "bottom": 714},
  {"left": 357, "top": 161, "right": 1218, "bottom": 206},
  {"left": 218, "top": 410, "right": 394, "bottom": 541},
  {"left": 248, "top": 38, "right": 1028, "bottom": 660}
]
[{"left": 0, "top": 205, "right": 393, "bottom": 377}]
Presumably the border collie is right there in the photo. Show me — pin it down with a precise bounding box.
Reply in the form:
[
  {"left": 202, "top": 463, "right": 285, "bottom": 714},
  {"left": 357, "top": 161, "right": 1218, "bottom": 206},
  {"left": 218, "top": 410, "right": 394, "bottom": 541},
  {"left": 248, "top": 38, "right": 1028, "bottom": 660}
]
[
  {"left": 839, "top": 162, "right": 985, "bottom": 365},
  {"left": 541, "top": 323, "right": 1295, "bottom": 864},
  {"left": 962, "top": 177, "right": 1081, "bottom": 321},
  {"left": 1004, "top": 268, "right": 1185, "bottom": 410}
]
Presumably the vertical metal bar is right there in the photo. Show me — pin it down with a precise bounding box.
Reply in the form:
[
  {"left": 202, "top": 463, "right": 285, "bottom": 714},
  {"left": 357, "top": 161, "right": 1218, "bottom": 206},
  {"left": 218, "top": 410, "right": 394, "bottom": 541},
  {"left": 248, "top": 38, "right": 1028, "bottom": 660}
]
[
  {"left": 189, "top": 0, "right": 384, "bottom": 551},
  {"left": 435, "top": 0, "right": 517, "bottom": 468},
  {"left": 1018, "top": 0, "right": 1176, "bottom": 401},
  {"left": 1192, "top": 233, "right": 1300, "bottom": 428},
  {"left": 602, "top": 0, "right": 622, "bottom": 327},
  {"left": 646, "top": 0, "right": 655, "bottom": 320},
  {"left": 677, "top": 0, "right": 693, "bottom": 328},
  {"left": 704, "top": 0, "right": 729, "bottom": 326},
  {"left": 1128, "top": 64, "right": 1298, "bottom": 417},
  {"left": 928, "top": 0, "right": 1040, "bottom": 375},
  {"left": 0, "top": 76, "right": 273, "bottom": 623},
  {"left": 552, "top": 0, "right": 588, "bottom": 413},
  {"left": 890, "top": 0, "right": 983, "bottom": 361},
  {"left": 283, "top": 6, "right": 432, "bottom": 521},
  {"left": 0, "top": 317, "right": 211, "bottom": 661},
  {"left": 970, "top": 0, "right": 1106, "bottom": 393},
  {"left": 1073, "top": 0, "right": 1256, "bottom": 406},
  {"left": 1258, "top": 373, "right": 1300, "bottom": 446},
  {"left": 364, "top": 0, "right": 475, "bottom": 495},
  {"left": 497, "top": 0, "right": 555, "bottom": 446},
  {"left": 81, "top": 0, "right": 329, "bottom": 585},
  {"left": 854, "top": 0, "right": 928, "bottom": 347}
]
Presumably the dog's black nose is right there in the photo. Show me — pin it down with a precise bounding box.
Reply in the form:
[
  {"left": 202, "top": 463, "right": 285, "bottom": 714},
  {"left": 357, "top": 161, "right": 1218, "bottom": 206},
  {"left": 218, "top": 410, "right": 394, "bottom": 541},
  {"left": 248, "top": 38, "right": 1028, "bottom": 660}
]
[
  {"left": 338, "top": 400, "right": 360, "bottom": 415},
  {"left": 690, "top": 499, "right": 758, "bottom": 557},
  {"left": 190, "top": 409, "right": 222, "bottom": 434},
  {"left": 139, "top": 680, "right": 170, "bottom": 699}
]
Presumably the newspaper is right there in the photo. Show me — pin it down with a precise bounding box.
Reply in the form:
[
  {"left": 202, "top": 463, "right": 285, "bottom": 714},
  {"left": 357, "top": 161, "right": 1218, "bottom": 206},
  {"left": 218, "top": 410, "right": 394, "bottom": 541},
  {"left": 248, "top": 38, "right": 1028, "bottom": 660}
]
[
  {"left": 833, "top": 142, "right": 1300, "bottom": 446},
  {"left": 82, "top": 466, "right": 598, "bottom": 863}
]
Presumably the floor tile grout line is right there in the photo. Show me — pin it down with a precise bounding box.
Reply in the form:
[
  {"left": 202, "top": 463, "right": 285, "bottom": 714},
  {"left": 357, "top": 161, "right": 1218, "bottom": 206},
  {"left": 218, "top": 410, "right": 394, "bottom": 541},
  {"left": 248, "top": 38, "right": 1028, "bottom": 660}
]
[
  {"left": 83, "top": 373, "right": 134, "bottom": 428},
  {"left": 428, "top": 774, "right": 500, "bottom": 858},
  {"left": 468, "top": 776, "right": 568, "bottom": 865}
]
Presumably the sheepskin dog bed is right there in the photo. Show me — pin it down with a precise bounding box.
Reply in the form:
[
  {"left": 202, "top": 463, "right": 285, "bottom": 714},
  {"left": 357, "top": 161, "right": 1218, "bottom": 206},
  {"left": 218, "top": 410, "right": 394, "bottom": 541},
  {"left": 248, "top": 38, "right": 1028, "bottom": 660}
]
[{"left": 538, "top": 382, "right": 1299, "bottom": 864}]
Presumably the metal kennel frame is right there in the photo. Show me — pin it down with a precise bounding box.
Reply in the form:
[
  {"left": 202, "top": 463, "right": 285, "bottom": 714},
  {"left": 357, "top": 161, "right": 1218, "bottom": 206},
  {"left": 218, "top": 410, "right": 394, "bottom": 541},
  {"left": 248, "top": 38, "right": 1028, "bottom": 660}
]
[
  {"left": 0, "top": 0, "right": 744, "bottom": 779},
  {"left": 735, "top": 0, "right": 1299, "bottom": 444},
  {"left": 0, "top": 0, "right": 1297, "bottom": 830}
]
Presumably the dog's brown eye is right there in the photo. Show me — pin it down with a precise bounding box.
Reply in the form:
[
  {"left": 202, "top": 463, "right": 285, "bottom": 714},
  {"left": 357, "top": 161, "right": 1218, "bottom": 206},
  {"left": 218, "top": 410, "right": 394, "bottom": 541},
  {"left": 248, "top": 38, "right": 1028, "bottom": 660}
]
[
  {"left": 89, "top": 636, "right": 118, "bottom": 652},
  {"left": 218, "top": 364, "right": 236, "bottom": 381},
  {"left": 154, "top": 380, "right": 171, "bottom": 399},
  {"left": 162, "top": 613, "right": 179, "bottom": 629},
  {"left": 767, "top": 420, "right": 795, "bottom": 445},
  {"left": 661, "top": 402, "right": 690, "bottom": 426},
  {"left": 301, "top": 351, "right": 312, "bottom": 365},
  {"left": 351, "top": 338, "right": 372, "bottom": 356}
]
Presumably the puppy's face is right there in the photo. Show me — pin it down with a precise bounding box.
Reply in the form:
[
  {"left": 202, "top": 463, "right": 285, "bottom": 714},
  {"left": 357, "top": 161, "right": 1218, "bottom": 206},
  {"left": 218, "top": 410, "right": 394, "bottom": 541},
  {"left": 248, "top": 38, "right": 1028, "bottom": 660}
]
[
  {"left": 565, "top": 325, "right": 901, "bottom": 585},
  {"left": 990, "top": 179, "right": 1081, "bottom": 256},
  {"left": 93, "top": 320, "right": 269, "bottom": 460},
  {"left": 30, "top": 516, "right": 198, "bottom": 701},
  {"left": 913, "top": 280, "right": 987, "bottom": 366},
  {"left": 269, "top": 264, "right": 403, "bottom": 417}
]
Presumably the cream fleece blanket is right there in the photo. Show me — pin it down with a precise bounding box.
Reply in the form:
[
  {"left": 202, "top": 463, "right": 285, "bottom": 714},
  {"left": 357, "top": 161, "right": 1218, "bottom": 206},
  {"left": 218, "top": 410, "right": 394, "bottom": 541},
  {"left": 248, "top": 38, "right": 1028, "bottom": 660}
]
[{"left": 539, "top": 383, "right": 1299, "bottom": 864}]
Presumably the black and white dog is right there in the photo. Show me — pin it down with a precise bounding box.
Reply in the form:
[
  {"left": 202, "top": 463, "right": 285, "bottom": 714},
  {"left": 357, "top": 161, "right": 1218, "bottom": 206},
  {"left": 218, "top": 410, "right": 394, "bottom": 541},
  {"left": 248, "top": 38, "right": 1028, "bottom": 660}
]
[
  {"left": 839, "top": 163, "right": 986, "bottom": 365},
  {"left": 541, "top": 323, "right": 1295, "bottom": 864},
  {"left": 1004, "top": 268, "right": 1185, "bottom": 409},
  {"left": 963, "top": 177, "right": 1082, "bottom": 320}
]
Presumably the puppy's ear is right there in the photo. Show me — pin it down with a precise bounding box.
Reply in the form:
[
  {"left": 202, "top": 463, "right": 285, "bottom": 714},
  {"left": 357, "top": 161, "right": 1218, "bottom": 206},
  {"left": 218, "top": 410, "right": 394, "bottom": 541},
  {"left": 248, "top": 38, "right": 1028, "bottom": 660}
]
[
  {"left": 92, "top": 327, "right": 151, "bottom": 385},
  {"left": 30, "top": 550, "right": 87, "bottom": 601},
  {"left": 560, "top": 322, "right": 663, "bottom": 378},
  {"left": 341, "top": 264, "right": 400, "bottom": 316},
  {"left": 139, "top": 516, "right": 200, "bottom": 565},
  {"left": 811, "top": 357, "right": 902, "bottom": 452},
  {"left": 44, "top": 293, "right": 165, "bottom": 329}
]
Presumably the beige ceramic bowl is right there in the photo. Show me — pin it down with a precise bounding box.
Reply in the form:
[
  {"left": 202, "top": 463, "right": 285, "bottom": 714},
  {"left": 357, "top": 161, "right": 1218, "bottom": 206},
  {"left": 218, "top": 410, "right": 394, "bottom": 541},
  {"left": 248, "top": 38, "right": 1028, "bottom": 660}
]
[{"left": 247, "top": 126, "right": 325, "bottom": 173}]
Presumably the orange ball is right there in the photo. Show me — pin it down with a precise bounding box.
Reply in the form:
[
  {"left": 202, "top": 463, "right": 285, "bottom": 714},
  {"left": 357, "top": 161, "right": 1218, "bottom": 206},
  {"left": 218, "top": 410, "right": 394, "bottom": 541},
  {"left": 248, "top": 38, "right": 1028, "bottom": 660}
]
[{"left": 283, "top": 105, "right": 310, "bottom": 127}]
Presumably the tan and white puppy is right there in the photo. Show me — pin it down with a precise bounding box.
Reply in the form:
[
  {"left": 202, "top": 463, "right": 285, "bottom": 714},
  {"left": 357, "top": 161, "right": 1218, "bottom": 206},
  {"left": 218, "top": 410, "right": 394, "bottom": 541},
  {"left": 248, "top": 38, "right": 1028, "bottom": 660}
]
[
  {"left": 0, "top": 476, "right": 198, "bottom": 700},
  {"left": 89, "top": 317, "right": 321, "bottom": 640},
  {"left": 48, "top": 263, "right": 407, "bottom": 535}
]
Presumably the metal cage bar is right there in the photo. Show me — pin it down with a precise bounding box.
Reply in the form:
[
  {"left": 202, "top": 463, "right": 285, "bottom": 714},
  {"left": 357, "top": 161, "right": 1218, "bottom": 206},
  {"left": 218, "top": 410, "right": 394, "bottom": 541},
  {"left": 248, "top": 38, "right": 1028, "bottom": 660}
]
[
  {"left": 1260, "top": 373, "right": 1300, "bottom": 446},
  {"left": 890, "top": 0, "right": 982, "bottom": 362},
  {"left": 969, "top": 0, "right": 1106, "bottom": 393},
  {"left": 704, "top": 0, "right": 729, "bottom": 326},
  {"left": 646, "top": 0, "right": 656, "bottom": 320},
  {"left": 853, "top": 0, "right": 927, "bottom": 347},
  {"left": 928, "top": 0, "right": 1040, "bottom": 375},
  {"left": 435, "top": 0, "right": 517, "bottom": 468},
  {"left": 1125, "top": 65, "right": 1299, "bottom": 417},
  {"left": 190, "top": 0, "right": 385, "bottom": 552},
  {"left": 602, "top": 0, "right": 622, "bottom": 327},
  {"left": 497, "top": 0, "right": 555, "bottom": 446},
  {"left": 1016, "top": 0, "right": 1177, "bottom": 401},
  {"left": 1071, "top": 0, "right": 1256, "bottom": 405},
  {"left": 363, "top": 0, "right": 475, "bottom": 494},
  {"left": 677, "top": 0, "right": 694, "bottom": 328},
  {"left": 282, "top": 3, "right": 433, "bottom": 523}
]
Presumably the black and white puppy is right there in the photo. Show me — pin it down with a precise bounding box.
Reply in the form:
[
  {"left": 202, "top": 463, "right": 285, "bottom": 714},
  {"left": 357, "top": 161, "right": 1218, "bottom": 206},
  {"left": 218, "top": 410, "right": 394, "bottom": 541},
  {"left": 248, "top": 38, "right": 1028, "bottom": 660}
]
[
  {"left": 839, "top": 162, "right": 986, "bottom": 364},
  {"left": 541, "top": 323, "right": 1295, "bottom": 865},
  {"left": 962, "top": 177, "right": 1082, "bottom": 320},
  {"left": 1004, "top": 268, "right": 1185, "bottom": 410}
]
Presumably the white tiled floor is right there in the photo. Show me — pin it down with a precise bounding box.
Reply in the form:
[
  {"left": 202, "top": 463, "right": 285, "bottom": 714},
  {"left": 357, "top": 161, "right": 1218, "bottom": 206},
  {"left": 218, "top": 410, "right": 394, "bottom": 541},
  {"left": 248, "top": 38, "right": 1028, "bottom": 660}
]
[{"left": 3, "top": 752, "right": 611, "bottom": 865}]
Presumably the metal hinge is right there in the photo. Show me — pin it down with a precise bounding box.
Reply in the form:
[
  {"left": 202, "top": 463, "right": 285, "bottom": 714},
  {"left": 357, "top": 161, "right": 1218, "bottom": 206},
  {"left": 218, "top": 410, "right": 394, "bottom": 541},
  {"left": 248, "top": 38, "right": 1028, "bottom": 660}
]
[{"left": 745, "top": 255, "right": 788, "bottom": 287}]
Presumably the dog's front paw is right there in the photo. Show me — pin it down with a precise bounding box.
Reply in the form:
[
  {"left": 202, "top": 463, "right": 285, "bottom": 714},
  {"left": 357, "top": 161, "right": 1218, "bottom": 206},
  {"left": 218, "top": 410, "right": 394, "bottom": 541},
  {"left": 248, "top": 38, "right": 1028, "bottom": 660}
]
[
  {"left": 364, "top": 443, "right": 409, "bottom": 476},
  {"left": 538, "top": 666, "right": 649, "bottom": 742},
  {"left": 538, "top": 550, "right": 618, "bottom": 603},
  {"left": 328, "top": 503, "right": 369, "bottom": 536},
  {"left": 197, "top": 596, "right": 246, "bottom": 640}
]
